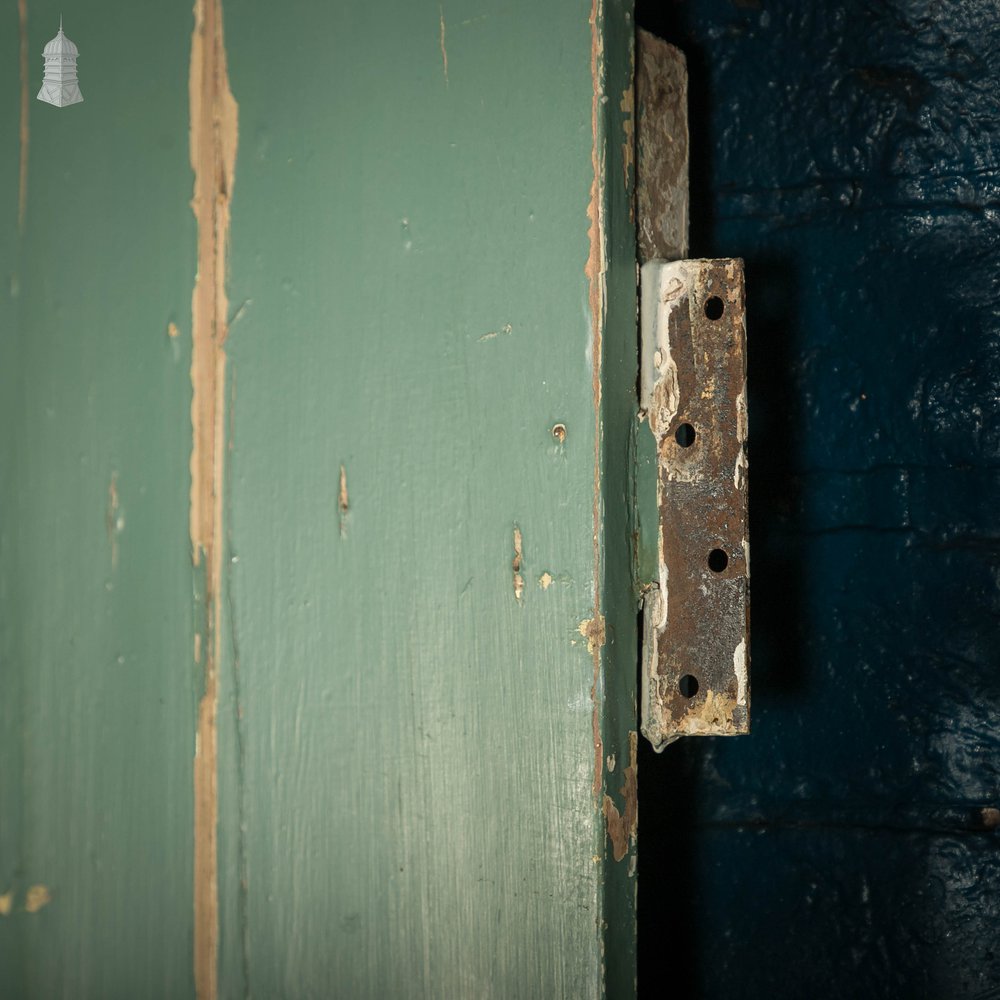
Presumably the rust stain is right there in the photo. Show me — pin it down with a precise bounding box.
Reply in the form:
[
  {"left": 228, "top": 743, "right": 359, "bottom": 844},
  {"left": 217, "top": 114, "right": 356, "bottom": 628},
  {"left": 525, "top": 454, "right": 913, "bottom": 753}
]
[
  {"left": 620, "top": 81, "right": 634, "bottom": 196},
  {"left": 642, "top": 260, "right": 749, "bottom": 750},
  {"left": 338, "top": 464, "right": 349, "bottom": 538},
  {"left": 602, "top": 731, "right": 638, "bottom": 862},
  {"left": 439, "top": 5, "right": 449, "bottom": 86},
  {"left": 189, "top": 0, "right": 238, "bottom": 994},
  {"left": 636, "top": 31, "right": 689, "bottom": 262},
  {"left": 586, "top": 0, "right": 607, "bottom": 802},
  {"left": 24, "top": 885, "right": 50, "bottom": 913},
  {"left": 512, "top": 525, "right": 524, "bottom": 601},
  {"left": 17, "top": 0, "right": 29, "bottom": 234},
  {"left": 168, "top": 321, "right": 180, "bottom": 339}
]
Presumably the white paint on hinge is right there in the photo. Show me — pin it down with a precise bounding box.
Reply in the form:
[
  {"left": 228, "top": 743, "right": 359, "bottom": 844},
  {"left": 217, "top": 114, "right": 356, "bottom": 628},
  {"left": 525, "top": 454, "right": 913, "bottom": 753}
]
[
  {"left": 639, "top": 261, "right": 684, "bottom": 438},
  {"left": 735, "top": 382, "right": 748, "bottom": 489},
  {"left": 734, "top": 637, "right": 748, "bottom": 707}
]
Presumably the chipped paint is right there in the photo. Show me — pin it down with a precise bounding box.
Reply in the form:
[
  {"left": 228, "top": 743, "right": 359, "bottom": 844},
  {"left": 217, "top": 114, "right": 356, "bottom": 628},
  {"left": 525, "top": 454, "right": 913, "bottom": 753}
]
[
  {"left": 602, "top": 731, "right": 637, "bottom": 862},
  {"left": 734, "top": 637, "right": 748, "bottom": 707},
  {"left": 639, "top": 260, "right": 749, "bottom": 750},
  {"left": 168, "top": 321, "right": 180, "bottom": 339},
  {"left": 478, "top": 322, "right": 511, "bottom": 342},
  {"left": 639, "top": 271, "right": 681, "bottom": 438},
  {"left": 17, "top": 0, "right": 29, "bottom": 234},
  {"left": 735, "top": 383, "right": 748, "bottom": 489},
  {"left": 586, "top": 0, "right": 607, "bottom": 804},
  {"left": 229, "top": 298, "right": 251, "bottom": 326},
  {"left": 189, "top": 0, "right": 238, "bottom": 993},
  {"left": 512, "top": 525, "right": 524, "bottom": 601},
  {"left": 439, "top": 5, "right": 449, "bottom": 86},
  {"left": 24, "top": 884, "right": 50, "bottom": 913},
  {"left": 338, "top": 464, "right": 349, "bottom": 538},
  {"left": 0, "top": 891, "right": 11, "bottom": 916},
  {"left": 649, "top": 344, "right": 679, "bottom": 442},
  {"left": 674, "top": 689, "right": 741, "bottom": 737},
  {"left": 107, "top": 472, "right": 123, "bottom": 570},
  {"left": 620, "top": 81, "right": 634, "bottom": 195},
  {"left": 539, "top": 571, "right": 553, "bottom": 590},
  {"left": 579, "top": 614, "right": 606, "bottom": 655}
]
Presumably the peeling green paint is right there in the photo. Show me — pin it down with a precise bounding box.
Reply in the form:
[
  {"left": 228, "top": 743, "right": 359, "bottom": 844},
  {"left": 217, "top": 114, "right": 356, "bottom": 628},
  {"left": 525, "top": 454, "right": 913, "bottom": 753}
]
[{"left": 1, "top": 1, "right": 638, "bottom": 996}]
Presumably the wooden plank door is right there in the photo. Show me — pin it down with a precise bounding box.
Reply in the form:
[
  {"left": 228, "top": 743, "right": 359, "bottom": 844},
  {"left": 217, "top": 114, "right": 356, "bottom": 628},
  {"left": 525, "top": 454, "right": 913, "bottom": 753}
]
[{"left": 0, "top": 1, "right": 638, "bottom": 996}]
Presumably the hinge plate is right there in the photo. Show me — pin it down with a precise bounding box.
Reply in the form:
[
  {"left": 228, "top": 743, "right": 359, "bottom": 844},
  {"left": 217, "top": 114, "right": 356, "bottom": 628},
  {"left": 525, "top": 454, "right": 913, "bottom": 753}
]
[{"left": 639, "top": 258, "right": 750, "bottom": 751}]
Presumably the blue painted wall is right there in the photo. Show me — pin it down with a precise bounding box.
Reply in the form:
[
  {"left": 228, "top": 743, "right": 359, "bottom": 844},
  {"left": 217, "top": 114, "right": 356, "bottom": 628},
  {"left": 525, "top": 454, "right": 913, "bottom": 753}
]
[{"left": 637, "top": 2, "right": 1000, "bottom": 996}]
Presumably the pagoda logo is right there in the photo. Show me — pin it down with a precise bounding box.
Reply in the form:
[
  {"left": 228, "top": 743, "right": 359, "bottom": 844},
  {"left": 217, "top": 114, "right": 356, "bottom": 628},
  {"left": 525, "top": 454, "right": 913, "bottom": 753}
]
[{"left": 37, "top": 18, "right": 83, "bottom": 108}]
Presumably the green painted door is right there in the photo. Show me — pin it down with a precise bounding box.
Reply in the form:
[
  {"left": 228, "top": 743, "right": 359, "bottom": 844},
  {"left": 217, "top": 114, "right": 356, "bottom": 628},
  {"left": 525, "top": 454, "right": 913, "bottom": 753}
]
[{"left": 1, "top": 1, "right": 638, "bottom": 996}]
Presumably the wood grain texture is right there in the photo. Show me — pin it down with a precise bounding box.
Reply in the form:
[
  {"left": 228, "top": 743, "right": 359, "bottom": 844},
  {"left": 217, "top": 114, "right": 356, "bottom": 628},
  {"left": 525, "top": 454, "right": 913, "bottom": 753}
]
[
  {"left": 598, "top": 5, "right": 641, "bottom": 994},
  {"left": 0, "top": 1, "right": 638, "bottom": 996},
  {"left": 0, "top": 2, "right": 197, "bottom": 996},
  {"left": 220, "top": 0, "right": 636, "bottom": 996},
  {"left": 1, "top": 4, "right": 24, "bottom": 991},
  {"left": 188, "top": 0, "right": 238, "bottom": 994}
]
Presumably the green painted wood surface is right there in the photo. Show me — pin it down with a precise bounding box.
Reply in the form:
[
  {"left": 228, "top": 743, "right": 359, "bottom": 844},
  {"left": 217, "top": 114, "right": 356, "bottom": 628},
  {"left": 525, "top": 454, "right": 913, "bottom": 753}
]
[
  {"left": 1, "top": 1, "right": 638, "bottom": 996},
  {"left": 1, "top": 2, "right": 197, "bottom": 996}
]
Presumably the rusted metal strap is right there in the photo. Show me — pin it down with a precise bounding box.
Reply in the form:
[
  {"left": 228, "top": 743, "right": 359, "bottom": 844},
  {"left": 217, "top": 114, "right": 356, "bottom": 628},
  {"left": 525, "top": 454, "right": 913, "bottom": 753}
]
[
  {"left": 636, "top": 29, "right": 688, "bottom": 264},
  {"left": 639, "top": 258, "right": 749, "bottom": 751}
]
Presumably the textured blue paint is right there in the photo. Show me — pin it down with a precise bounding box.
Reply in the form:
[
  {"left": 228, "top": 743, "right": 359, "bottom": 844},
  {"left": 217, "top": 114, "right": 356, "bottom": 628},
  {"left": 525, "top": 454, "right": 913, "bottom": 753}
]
[{"left": 637, "top": 2, "right": 1000, "bottom": 996}]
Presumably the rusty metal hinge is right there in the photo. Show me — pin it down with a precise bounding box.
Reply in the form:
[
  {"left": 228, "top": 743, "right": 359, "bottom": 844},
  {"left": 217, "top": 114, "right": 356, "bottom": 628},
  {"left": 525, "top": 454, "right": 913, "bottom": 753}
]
[
  {"left": 638, "top": 258, "right": 750, "bottom": 751},
  {"left": 634, "top": 30, "right": 749, "bottom": 750}
]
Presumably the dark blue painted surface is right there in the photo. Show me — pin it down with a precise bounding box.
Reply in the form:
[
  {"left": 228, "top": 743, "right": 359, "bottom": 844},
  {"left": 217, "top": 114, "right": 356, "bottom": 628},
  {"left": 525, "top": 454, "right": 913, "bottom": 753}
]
[{"left": 636, "top": 3, "right": 1000, "bottom": 997}]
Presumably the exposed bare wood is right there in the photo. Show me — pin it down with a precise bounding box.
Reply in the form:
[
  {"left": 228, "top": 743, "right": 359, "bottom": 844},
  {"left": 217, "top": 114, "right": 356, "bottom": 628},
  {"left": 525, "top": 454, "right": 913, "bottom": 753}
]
[{"left": 189, "top": 0, "right": 238, "bottom": 995}]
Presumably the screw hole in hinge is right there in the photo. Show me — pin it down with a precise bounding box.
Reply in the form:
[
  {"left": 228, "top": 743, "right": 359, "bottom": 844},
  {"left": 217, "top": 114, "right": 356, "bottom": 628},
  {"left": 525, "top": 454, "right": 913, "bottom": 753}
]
[
  {"left": 704, "top": 295, "right": 724, "bottom": 320},
  {"left": 674, "top": 422, "right": 696, "bottom": 447},
  {"left": 678, "top": 674, "right": 699, "bottom": 698},
  {"left": 708, "top": 548, "right": 729, "bottom": 573}
]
